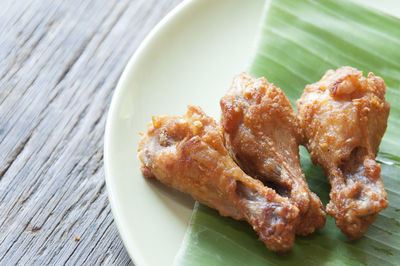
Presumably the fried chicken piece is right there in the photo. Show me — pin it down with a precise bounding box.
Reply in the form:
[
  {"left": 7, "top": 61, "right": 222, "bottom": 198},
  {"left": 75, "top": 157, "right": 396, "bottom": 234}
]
[
  {"left": 138, "top": 106, "right": 299, "bottom": 252},
  {"left": 296, "top": 66, "right": 389, "bottom": 239},
  {"left": 220, "top": 73, "right": 326, "bottom": 236}
]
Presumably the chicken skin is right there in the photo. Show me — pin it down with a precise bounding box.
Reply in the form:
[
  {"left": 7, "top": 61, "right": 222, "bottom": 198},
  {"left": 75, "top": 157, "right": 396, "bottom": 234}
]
[
  {"left": 296, "top": 66, "right": 389, "bottom": 239},
  {"left": 220, "top": 73, "right": 326, "bottom": 236},
  {"left": 138, "top": 106, "right": 299, "bottom": 252}
]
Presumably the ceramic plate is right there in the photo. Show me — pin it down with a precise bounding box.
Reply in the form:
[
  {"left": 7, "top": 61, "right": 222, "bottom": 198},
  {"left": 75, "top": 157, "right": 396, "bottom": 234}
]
[{"left": 104, "top": 0, "right": 398, "bottom": 265}]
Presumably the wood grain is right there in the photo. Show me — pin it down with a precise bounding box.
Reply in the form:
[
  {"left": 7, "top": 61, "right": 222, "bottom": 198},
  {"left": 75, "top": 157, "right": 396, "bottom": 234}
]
[{"left": 0, "top": 0, "right": 182, "bottom": 264}]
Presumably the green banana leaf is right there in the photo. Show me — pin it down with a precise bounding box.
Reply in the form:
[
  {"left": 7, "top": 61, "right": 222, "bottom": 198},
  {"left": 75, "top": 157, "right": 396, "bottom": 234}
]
[{"left": 175, "top": 0, "right": 400, "bottom": 265}]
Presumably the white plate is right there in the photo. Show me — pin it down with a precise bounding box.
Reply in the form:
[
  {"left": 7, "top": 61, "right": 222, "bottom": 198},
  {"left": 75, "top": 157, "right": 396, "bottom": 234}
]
[
  {"left": 104, "top": 0, "right": 265, "bottom": 265},
  {"left": 104, "top": 0, "right": 400, "bottom": 265}
]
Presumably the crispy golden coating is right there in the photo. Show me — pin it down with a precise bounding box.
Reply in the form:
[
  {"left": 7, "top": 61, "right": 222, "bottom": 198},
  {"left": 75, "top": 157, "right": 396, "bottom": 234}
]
[
  {"left": 138, "top": 106, "right": 299, "bottom": 252},
  {"left": 220, "top": 73, "right": 326, "bottom": 236},
  {"left": 296, "top": 66, "right": 389, "bottom": 239}
]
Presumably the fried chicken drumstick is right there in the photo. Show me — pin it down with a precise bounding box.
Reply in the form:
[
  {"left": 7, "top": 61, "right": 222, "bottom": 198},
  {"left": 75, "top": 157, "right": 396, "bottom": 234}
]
[
  {"left": 220, "top": 73, "right": 326, "bottom": 236},
  {"left": 296, "top": 66, "right": 389, "bottom": 239},
  {"left": 138, "top": 106, "right": 299, "bottom": 252}
]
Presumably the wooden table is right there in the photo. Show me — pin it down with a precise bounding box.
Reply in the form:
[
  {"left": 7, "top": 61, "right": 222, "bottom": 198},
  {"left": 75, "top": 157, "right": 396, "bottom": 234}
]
[{"left": 0, "top": 0, "right": 182, "bottom": 264}]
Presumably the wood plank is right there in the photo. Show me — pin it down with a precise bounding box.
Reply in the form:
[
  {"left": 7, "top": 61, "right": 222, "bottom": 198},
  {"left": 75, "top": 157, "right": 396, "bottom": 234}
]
[{"left": 0, "top": 0, "right": 182, "bottom": 264}]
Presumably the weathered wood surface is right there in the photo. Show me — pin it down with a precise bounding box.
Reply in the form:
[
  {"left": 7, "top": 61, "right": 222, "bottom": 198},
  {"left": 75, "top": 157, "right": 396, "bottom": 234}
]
[{"left": 0, "top": 0, "right": 182, "bottom": 264}]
